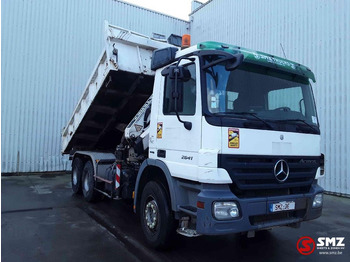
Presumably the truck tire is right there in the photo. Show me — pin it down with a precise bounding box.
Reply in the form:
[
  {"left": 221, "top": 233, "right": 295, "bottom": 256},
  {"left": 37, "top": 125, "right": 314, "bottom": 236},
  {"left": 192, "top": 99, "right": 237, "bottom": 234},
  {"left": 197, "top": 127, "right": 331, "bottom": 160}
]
[
  {"left": 82, "top": 161, "right": 99, "bottom": 202},
  {"left": 72, "top": 157, "right": 83, "bottom": 194},
  {"left": 140, "top": 181, "right": 176, "bottom": 249}
]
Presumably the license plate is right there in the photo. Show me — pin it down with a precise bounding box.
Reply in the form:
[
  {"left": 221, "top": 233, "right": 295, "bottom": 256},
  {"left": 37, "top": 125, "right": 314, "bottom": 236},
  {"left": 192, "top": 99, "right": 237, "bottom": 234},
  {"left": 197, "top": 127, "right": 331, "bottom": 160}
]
[{"left": 269, "top": 201, "right": 295, "bottom": 212}]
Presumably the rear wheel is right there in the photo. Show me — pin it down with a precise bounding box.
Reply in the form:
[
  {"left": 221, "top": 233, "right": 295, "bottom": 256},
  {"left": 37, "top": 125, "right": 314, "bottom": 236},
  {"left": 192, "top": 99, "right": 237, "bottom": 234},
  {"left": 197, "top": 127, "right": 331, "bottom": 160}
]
[
  {"left": 71, "top": 157, "right": 83, "bottom": 194},
  {"left": 82, "top": 161, "right": 99, "bottom": 202},
  {"left": 140, "top": 181, "right": 176, "bottom": 249}
]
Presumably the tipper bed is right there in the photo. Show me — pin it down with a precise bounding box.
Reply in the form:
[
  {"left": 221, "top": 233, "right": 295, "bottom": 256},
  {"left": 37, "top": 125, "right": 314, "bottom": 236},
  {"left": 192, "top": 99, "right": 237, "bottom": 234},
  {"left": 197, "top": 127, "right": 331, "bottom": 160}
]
[{"left": 62, "top": 22, "right": 171, "bottom": 154}]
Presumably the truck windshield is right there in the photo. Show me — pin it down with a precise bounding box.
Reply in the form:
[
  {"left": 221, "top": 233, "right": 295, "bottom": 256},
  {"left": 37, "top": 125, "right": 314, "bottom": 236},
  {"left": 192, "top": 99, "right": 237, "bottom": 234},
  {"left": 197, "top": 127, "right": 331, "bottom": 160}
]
[{"left": 204, "top": 58, "right": 319, "bottom": 133}]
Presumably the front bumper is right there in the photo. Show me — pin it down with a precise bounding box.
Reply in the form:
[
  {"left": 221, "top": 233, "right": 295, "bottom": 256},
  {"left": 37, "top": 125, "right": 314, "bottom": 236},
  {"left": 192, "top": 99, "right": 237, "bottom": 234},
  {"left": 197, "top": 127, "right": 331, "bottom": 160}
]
[{"left": 196, "top": 183, "right": 323, "bottom": 235}]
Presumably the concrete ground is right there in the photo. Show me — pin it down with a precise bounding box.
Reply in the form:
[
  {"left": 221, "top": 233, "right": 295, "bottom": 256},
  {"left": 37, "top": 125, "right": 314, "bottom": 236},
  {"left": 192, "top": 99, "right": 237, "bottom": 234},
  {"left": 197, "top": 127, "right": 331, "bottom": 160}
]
[
  {"left": 1, "top": 174, "right": 139, "bottom": 262},
  {"left": 2, "top": 174, "right": 350, "bottom": 262}
]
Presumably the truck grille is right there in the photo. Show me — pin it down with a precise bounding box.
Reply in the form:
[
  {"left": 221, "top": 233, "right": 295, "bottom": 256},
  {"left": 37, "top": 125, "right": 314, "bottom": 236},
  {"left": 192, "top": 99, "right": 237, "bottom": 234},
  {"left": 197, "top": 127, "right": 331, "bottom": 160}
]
[{"left": 218, "top": 155, "right": 320, "bottom": 197}]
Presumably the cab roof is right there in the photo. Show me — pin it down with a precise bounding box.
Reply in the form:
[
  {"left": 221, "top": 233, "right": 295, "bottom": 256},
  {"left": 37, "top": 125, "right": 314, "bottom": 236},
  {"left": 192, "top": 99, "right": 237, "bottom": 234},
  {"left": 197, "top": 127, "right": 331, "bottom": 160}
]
[{"left": 179, "top": 41, "right": 316, "bottom": 83}]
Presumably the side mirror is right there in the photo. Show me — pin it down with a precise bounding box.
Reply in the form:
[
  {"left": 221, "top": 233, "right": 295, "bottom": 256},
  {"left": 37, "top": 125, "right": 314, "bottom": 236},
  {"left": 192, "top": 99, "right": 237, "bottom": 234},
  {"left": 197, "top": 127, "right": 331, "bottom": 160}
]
[
  {"left": 169, "top": 65, "right": 191, "bottom": 81},
  {"left": 170, "top": 78, "right": 184, "bottom": 112},
  {"left": 161, "top": 58, "right": 194, "bottom": 131},
  {"left": 169, "top": 65, "right": 192, "bottom": 130},
  {"left": 225, "top": 53, "right": 244, "bottom": 71},
  {"left": 169, "top": 66, "right": 191, "bottom": 113}
]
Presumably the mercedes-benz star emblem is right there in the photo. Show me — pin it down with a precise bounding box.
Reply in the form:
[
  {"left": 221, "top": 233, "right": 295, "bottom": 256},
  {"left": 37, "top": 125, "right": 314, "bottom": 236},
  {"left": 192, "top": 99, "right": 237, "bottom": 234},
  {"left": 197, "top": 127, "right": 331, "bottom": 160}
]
[{"left": 274, "top": 159, "right": 289, "bottom": 183}]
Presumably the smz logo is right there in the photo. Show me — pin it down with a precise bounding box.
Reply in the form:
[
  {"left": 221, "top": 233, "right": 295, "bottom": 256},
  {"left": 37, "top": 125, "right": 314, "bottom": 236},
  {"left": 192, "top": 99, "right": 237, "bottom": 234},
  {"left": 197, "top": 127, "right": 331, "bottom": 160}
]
[
  {"left": 317, "top": 237, "right": 345, "bottom": 247},
  {"left": 297, "top": 236, "right": 315, "bottom": 255},
  {"left": 297, "top": 236, "right": 346, "bottom": 255}
]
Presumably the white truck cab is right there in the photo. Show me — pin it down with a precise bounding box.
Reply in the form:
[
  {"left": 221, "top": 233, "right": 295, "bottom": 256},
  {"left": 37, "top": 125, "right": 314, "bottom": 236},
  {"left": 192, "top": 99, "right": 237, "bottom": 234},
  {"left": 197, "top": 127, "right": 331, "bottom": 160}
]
[{"left": 62, "top": 22, "right": 324, "bottom": 248}]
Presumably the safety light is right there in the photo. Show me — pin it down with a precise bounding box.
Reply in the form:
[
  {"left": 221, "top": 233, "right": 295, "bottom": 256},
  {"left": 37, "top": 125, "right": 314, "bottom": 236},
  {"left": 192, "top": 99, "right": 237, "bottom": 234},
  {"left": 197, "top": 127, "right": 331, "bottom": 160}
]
[{"left": 182, "top": 34, "right": 191, "bottom": 49}]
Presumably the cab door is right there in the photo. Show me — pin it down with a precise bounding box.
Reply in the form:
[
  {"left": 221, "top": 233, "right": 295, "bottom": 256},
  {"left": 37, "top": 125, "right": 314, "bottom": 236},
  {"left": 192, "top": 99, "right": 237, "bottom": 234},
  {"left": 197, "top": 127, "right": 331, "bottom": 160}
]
[{"left": 154, "top": 57, "right": 201, "bottom": 181}]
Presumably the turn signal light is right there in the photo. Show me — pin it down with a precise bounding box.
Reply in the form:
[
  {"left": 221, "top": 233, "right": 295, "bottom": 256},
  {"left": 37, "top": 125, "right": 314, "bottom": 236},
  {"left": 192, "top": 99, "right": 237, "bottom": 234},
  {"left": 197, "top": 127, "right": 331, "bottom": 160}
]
[{"left": 197, "top": 201, "right": 205, "bottom": 209}]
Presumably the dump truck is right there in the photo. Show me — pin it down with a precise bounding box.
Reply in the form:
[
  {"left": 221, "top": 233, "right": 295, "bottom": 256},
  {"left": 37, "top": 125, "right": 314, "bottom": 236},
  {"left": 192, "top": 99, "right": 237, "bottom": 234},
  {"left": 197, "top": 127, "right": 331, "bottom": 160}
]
[{"left": 62, "top": 21, "right": 324, "bottom": 248}]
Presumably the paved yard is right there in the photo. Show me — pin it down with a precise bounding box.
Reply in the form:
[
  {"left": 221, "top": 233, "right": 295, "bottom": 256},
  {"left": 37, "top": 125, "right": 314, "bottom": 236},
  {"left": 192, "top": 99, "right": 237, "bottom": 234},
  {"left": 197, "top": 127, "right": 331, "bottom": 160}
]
[
  {"left": 2, "top": 174, "right": 350, "bottom": 262},
  {"left": 1, "top": 174, "right": 139, "bottom": 262}
]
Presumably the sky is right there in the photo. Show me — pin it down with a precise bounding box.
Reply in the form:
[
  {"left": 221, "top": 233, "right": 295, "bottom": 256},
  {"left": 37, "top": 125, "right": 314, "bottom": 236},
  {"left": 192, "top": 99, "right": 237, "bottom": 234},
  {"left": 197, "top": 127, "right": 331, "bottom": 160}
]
[{"left": 122, "top": 0, "right": 207, "bottom": 20}]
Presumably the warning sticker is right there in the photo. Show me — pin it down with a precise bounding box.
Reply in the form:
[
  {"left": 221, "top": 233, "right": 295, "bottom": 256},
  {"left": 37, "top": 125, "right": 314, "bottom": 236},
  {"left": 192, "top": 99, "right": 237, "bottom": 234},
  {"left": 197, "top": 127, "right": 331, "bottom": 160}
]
[
  {"left": 228, "top": 128, "right": 239, "bottom": 148},
  {"left": 157, "top": 122, "right": 163, "bottom": 139}
]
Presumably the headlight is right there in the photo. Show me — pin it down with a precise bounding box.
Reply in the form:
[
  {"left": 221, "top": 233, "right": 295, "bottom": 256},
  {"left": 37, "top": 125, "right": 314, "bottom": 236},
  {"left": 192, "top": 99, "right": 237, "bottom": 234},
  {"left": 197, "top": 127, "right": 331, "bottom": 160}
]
[
  {"left": 213, "top": 202, "right": 240, "bottom": 220},
  {"left": 312, "top": 193, "right": 323, "bottom": 208}
]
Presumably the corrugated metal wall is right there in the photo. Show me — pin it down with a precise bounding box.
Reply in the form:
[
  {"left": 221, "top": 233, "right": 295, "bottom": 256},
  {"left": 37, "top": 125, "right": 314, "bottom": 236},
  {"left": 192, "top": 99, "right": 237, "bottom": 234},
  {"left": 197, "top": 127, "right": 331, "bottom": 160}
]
[
  {"left": 1, "top": 0, "right": 189, "bottom": 173},
  {"left": 2, "top": 0, "right": 349, "bottom": 196},
  {"left": 190, "top": 0, "right": 350, "bottom": 195}
]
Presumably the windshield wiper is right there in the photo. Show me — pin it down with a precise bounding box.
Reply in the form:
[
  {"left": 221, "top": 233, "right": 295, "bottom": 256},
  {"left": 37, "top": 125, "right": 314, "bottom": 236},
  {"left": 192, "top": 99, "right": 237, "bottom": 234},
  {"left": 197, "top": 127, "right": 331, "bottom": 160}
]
[
  {"left": 275, "top": 119, "right": 319, "bottom": 133},
  {"left": 214, "top": 112, "right": 274, "bottom": 130}
]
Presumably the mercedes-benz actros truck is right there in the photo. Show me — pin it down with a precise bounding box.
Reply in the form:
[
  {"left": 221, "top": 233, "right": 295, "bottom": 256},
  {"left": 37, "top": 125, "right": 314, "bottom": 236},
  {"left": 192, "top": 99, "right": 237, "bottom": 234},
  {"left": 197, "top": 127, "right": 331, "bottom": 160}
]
[{"left": 62, "top": 21, "right": 324, "bottom": 248}]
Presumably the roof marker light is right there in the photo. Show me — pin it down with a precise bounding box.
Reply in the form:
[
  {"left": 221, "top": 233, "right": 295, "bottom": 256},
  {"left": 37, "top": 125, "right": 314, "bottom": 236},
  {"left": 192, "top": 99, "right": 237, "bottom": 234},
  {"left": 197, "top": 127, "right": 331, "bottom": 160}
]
[{"left": 182, "top": 34, "right": 191, "bottom": 49}]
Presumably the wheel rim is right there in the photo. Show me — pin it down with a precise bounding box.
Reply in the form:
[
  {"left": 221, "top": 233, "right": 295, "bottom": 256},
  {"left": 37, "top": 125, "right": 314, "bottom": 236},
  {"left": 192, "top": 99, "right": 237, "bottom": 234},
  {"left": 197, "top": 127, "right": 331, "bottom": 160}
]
[
  {"left": 72, "top": 169, "right": 78, "bottom": 185},
  {"left": 84, "top": 173, "right": 89, "bottom": 192},
  {"left": 144, "top": 199, "right": 159, "bottom": 230}
]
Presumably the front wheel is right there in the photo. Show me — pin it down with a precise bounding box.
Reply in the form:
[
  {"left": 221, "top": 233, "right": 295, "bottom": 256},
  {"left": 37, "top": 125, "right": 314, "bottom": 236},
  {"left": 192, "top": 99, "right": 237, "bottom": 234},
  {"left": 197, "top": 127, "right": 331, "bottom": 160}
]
[{"left": 140, "top": 181, "right": 176, "bottom": 249}]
